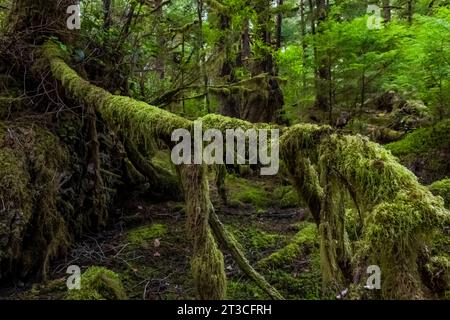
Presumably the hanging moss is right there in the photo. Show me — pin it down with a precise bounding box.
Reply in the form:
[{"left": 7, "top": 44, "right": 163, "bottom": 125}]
[
  {"left": 67, "top": 266, "right": 127, "bottom": 300},
  {"left": 319, "top": 134, "right": 450, "bottom": 299},
  {"left": 280, "top": 124, "right": 331, "bottom": 224}
]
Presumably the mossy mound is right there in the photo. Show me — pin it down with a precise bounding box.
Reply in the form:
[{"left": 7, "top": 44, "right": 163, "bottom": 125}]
[
  {"left": 0, "top": 122, "right": 70, "bottom": 279},
  {"left": 386, "top": 120, "right": 450, "bottom": 183},
  {"left": 127, "top": 224, "right": 167, "bottom": 248},
  {"left": 67, "top": 266, "right": 127, "bottom": 300}
]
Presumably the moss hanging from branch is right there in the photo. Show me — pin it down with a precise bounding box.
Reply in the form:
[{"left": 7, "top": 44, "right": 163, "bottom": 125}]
[
  {"left": 319, "top": 134, "right": 449, "bottom": 299},
  {"left": 280, "top": 124, "right": 331, "bottom": 224},
  {"left": 281, "top": 124, "right": 450, "bottom": 299}
]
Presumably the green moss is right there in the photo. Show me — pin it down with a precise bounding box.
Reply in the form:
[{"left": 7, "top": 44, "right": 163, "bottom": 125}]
[
  {"left": 425, "top": 256, "right": 450, "bottom": 295},
  {"left": 152, "top": 150, "right": 176, "bottom": 175},
  {"left": 429, "top": 179, "right": 450, "bottom": 209},
  {"left": 226, "top": 175, "right": 269, "bottom": 209},
  {"left": 320, "top": 133, "right": 450, "bottom": 298},
  {"left": 267, "top": 268, "right": 321, "bottom": 300},
  {"left": 273, "top": 185, "right": 300, "bottom": 208},
  {"left": 444, "top": 291, "right": 450, "bottom": 300},
  {"left": 227, "top": 280, "right": 269, "bottom": 300},
  {"left": 386, "top": 120, "right": 450, "bottom": 156},
  {"left": 127, "top": 224, "right": 167, "bottom": 248},
  {"left": 259, "top": 223, "right": 318, "bottom": 268},
  {"left": 228, "top": 226, "right": 282, "bottom": 252},
  {"left": 67, "top": 267, "right": 127, "bottom": 300}
]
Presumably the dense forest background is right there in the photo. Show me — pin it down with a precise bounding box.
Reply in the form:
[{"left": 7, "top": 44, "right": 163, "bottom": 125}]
[{"left": 0, "top": 0, "right": 449, "bottom": 300}]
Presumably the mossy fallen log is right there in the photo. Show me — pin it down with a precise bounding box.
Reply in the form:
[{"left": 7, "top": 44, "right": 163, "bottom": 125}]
[{"left": 42, "top": 41, "right": 282, "bottom": 299}]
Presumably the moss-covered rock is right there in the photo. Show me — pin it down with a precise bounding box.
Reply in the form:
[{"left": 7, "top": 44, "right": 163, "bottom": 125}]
[
  {"left": 67, "top": 266, "right": 127, "bottom": 300},
  {"left": 386, "top": 120, "right": 450, "bottom": 183}
]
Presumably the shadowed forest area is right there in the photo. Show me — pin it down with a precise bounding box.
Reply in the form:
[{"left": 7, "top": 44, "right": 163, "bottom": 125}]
[{"left": 0, "top": 0, "right": 449, "bottom": 301}]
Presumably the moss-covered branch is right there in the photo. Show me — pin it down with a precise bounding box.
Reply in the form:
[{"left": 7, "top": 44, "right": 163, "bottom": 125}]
[{"left": 209, "top": 209, "right": 285, "bottom": 300}]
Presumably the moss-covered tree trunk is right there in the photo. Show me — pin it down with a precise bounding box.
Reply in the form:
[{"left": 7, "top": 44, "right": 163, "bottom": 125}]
[{"left": 179, "top": 164, "right": 227, "bottom": 300}]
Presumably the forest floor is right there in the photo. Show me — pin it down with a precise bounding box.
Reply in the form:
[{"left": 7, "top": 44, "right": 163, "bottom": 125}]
[{"left": 0, "top": 174, "right": 321, "bottom": 300}]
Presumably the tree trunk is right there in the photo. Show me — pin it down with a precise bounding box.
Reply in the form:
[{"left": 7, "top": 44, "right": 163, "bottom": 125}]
[
  {"left": 10, "top": 0, "right": 78, "bottom": 42},
  {"left": 314, "top": 0, "right": 332, "bottom": 117},
  {"left": 382, "top": 0, "right": 391, "bottom": 23}
]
